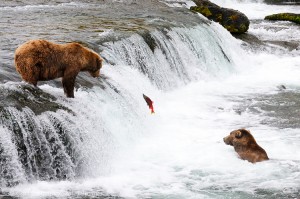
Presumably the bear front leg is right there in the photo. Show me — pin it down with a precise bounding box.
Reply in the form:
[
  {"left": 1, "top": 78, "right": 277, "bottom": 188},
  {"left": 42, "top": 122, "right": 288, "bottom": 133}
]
[
  {"left": 62, "top": 75, "right": 77, "bottom": 98},
  {"left": 27, "top": 78, "right": 38, "bottom": 87}
]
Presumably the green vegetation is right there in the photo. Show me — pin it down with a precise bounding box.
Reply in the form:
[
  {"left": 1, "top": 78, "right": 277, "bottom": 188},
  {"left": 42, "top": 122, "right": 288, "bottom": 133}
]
[
  {"left": 224, "top": 25, "right": 239, "bottom": 33},
  {"left": 265, "top": 13, "right": 300, "bottom": 24},
  {"left": 190, "top": 6, "right": 212, "bottom": 17}
]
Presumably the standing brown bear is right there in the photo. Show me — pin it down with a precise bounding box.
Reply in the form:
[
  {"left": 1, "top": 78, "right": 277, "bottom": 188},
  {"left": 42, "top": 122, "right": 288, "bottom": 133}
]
[
  {"left": 14, "top": 40, "right": 103, "bottom": 98},
  {"left": 223, "top": 129, "right": 269, "bottom": 163}
]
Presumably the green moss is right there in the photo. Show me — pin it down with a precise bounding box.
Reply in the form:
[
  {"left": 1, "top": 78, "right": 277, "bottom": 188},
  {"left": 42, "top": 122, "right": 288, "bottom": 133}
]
[
  {"left": 190, "top": 5, "right": 249, "bottom": 34},
  {"left": 265, "top": 13, "right": 300, "bottom": 24},
  {"left": 239, "top": 24, "right": 248, "bottom": 32},
  {"left": 190, "top": 6, "right": 212, "bottom": 17},
  {"left": 216, "top": 14, "right": 223, "bottom": 22},
  {"left": 224, "top": 25, "right": 239, "bottom": 33}
]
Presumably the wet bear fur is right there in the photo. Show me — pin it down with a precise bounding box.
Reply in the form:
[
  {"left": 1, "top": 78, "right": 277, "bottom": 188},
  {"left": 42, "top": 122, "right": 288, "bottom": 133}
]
[
  {"left": 223, "top": 129, "right": 269, "bottom": 163},
  {"left": 14, "top": 39, "right": 103, "bottom": 98}
]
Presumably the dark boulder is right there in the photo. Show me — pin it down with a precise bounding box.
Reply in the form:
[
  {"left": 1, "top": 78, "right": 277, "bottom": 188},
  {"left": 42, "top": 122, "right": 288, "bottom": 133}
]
[
  {"left": 190, "top": 0, "right": 250, "bottom": 34},
  {"left": 265, "top": 13, "right": 300, "bottom": 24}
]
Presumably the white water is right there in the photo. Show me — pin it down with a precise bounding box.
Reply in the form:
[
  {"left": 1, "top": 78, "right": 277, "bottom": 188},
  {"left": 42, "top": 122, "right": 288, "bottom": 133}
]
[
  {"left": 210, "top": 0, "right": 300, "bottom": 19},
  {"left": 3, "top": 1, "right": 300, "bottom": 199},
  {"left": 210, "top": 0, "right": 300, "bottom": 54}
]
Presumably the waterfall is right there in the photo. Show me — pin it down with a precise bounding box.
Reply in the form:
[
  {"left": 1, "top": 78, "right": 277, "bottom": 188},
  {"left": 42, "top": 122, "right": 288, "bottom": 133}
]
[
  {"left": 1, "top": 0, "right": 300, "bottom": 198},
  {"left": 101, "top": 24, "right": 236, "bottom": 90},
  {"left": 0, "top": 22, "right": 240, "bottom": 188}
]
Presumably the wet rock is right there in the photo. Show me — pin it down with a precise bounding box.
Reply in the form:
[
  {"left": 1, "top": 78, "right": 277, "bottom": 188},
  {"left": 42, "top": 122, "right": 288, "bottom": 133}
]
[
  {"left": 0, "top": 82, "right": 79, "bottom": 186},
  {"left": 277, "top": 85, "right": 287, "bottom": 91},
  {"left": 0, "top": 82, "right": 71, "bottom": 115},
  {"left": 190, "top": 0, "right": 250, "bottom": 34},
  {"left": 265, "top": 13, "right": 300, "bottom": 24},
  {"left": 233, "top": 33, "right": 262, "bottom": 44},
  {"left": 140, "top": 30, "right": 157, "bottom": 53}
]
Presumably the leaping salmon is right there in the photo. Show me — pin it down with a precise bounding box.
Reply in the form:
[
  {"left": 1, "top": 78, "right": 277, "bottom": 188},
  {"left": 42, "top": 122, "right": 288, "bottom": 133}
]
[{"left": 143, "top": 94, "right": 155, "bottom": 114}]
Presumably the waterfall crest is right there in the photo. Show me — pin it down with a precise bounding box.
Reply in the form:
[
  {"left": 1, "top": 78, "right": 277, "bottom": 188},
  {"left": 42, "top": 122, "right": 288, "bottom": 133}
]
[{"left": 0, "top": 23, "right": 239, "bottom": 187}]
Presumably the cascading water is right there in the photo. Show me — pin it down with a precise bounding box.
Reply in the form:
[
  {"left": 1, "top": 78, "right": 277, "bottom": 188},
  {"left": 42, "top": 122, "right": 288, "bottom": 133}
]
[
  {"left": 101, "top": 25, "right": 235, "bottom": 90},
  {"left": 0, "top": 22, "right": 236, "bottom": 187},
  {"left": 0, "top": 0, "right": 300, "bottom": 198}
]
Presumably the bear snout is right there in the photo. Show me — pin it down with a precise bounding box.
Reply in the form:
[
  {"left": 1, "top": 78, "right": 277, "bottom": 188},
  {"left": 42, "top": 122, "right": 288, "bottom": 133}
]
[
  {"left": 223, "top": 136, "right": 233, "bottom": 146},
  {"left": 89, "top": 69, "right": 100, "bottom": 78}
]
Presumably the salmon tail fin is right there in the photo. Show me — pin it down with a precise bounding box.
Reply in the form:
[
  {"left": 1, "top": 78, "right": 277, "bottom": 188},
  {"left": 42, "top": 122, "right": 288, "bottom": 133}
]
[{"left": 150, "top": 106, "right": 155, "bottom": 114}]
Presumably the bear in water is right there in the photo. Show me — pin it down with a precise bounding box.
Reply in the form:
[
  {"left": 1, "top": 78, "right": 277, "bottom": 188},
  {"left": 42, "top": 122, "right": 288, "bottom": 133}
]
[
  {"left": 14, "top": 40, "right": 103, "bottom": 98},
  {"left": 223, "top": 129, "right": 269, "bottom": 163}
]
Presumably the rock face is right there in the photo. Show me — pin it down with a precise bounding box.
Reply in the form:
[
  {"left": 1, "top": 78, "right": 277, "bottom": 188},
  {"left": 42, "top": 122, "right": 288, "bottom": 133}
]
[
  {"left": 265, "top": 13, "right": 300, "bottom": 24},
  {"left": 0, "top": 83, "right": 70, "bottom": 115},
  {"left": 190, "top": 0, "right": 250, "bottom": 34},
  {"left": 0, "top": 83, "right": 78, "bottom": 187}
]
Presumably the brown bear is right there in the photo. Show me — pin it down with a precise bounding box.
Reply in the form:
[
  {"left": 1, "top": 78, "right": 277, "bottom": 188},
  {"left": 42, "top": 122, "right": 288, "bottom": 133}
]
[
  {"left": 223, "top": 129, "right": 269, "bottom": 163},
  {"left": 14, "top": 39, "right": 103, "bottom": 98}
]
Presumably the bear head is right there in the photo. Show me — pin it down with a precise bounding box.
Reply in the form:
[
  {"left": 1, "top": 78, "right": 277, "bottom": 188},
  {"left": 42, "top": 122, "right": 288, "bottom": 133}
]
[
  {"left": 223, "top": 128, "right": 256, "bottom": 147},
  {"left": 88, "top": 55, "right": 103, "bottom": 78}
]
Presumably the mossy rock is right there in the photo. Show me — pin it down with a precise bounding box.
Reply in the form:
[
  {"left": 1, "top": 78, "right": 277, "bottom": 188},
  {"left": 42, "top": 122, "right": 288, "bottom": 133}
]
[
  {"left": 265, "top": 13, "right": 300, "bottom": 24},
  {"left": 191, "top": 0, "right": 250, "bottom": 34},
  {"left": 190, "top": 6, "right": 212, "bottom": 17}
]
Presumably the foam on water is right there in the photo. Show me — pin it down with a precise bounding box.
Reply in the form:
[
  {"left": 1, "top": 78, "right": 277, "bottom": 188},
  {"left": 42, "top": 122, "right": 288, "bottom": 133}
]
[
  {"left": 7, "top": 60, "right": 300, "bottom": 198},
  {"left": 1, "top": 1, "right": 300, "bottom": 198},
  {"left": 209, "top": 0, "right": 300, "bottom": 47},
  {"left": 4, "top": 18, "right": 300, "bottom": 198},
  {"left": 209, "top": 0, "right": 300, "bottom": 19},
  {"left": 162, "top": 0, "right": 196, "bottom": 8}
]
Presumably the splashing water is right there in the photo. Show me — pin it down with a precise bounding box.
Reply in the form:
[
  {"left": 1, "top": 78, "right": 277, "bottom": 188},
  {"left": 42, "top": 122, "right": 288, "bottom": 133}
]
[{"left": 0, "top": 0, "right": 300, "bottom": 198}]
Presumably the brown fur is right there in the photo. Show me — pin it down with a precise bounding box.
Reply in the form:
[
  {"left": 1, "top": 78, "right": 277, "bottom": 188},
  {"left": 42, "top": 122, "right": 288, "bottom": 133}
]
[
  {"left": 223, "top": 129, "right": 269, "bottom": 163},
  {"left": 14, "top": 39, "right": 103, "bottom": 98}
]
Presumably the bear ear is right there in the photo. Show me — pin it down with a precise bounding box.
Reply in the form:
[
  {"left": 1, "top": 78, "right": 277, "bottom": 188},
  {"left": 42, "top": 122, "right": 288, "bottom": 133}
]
[{"left": 235, "top": 130, "right": 243, "bottom": 138}]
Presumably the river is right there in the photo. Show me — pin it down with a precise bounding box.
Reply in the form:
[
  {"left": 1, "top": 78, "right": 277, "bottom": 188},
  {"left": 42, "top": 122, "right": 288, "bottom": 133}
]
[{"left": 0, "top": 0, "right": 299, "bottom": 198}]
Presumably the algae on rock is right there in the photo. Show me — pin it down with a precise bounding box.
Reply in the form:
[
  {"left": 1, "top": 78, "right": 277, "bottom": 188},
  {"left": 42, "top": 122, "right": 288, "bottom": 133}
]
[
  {"left": 190, "top": 0, "right": 250, "bottom": 34},
  {"left": 265, "top": 13, "right": 300, "bottom": 24}
]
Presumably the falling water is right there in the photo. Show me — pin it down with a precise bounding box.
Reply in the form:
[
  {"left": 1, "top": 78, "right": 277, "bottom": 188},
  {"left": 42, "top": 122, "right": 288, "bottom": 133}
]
[{"left": 0, "top": 0, "right": 300, "bottom": 198}]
